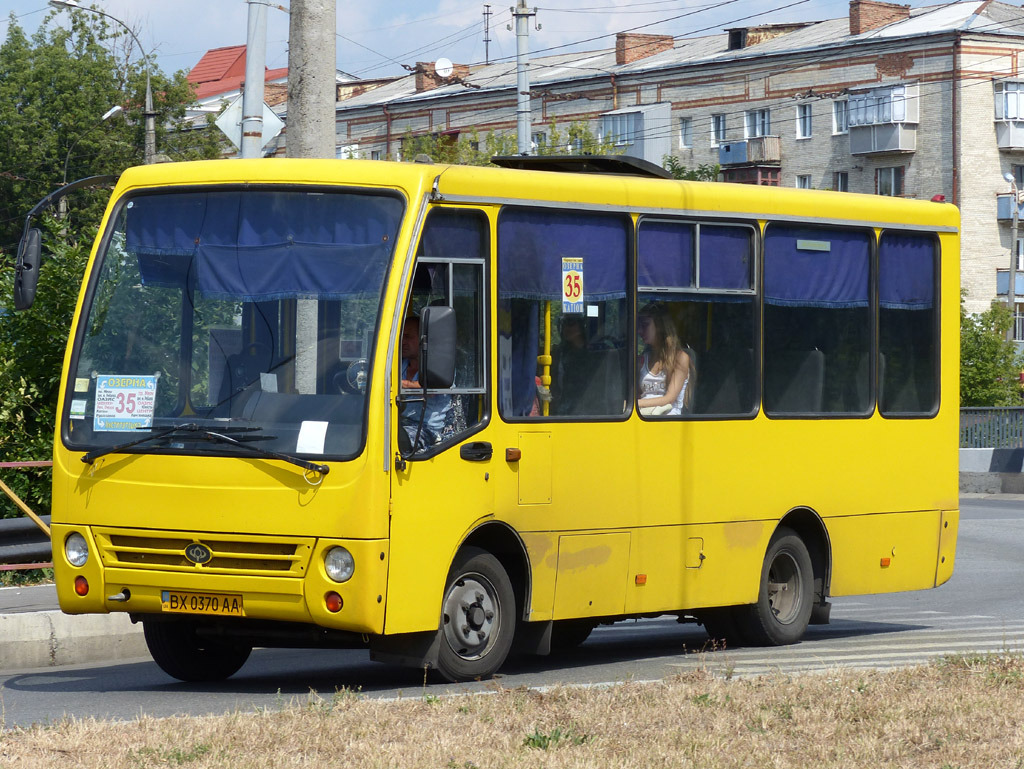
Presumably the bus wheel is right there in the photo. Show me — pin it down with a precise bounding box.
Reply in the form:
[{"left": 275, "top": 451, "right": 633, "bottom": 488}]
[
  {"left": 436, "top": 547, "right": 515, "bottom": 682},
  {"left": 143, "top": 620, "right": 252, "bottom": 682},
  {"left": 737, "top": 527, "right": 813, "bottom": 646}
]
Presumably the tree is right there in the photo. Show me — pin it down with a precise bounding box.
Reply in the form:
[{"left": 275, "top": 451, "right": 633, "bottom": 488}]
[
  {"left": 0, "top": 11, "right": 223, "bottom": 517},
  {"left": 395, "top": 120, "right": 620, "bottom": 166},
  {"left": 663, "top": 155, "right": 721, "bottom": 181},
  {"left": 960, "top": 299, "right": 1024, "bottom": 407}
]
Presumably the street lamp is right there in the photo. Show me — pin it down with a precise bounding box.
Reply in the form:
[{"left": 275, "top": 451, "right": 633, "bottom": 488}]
[
  {"left": 48, "top": 0, "right": 156, "bottom": 165},
  {"left": 63, "top": 105, "right": 122, "bottom": 184},
  {"left": 1006, "top": 171, "right": 1020, "bottom": 343}
]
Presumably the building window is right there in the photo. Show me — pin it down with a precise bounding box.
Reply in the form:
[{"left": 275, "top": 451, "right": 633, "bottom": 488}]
[
  {"left": 1012, "top": 164, "right": 1024, "bottom": 187},
  {"left": 796, "top": 104, "right": 812, "bottom": 139},
  {"left": 877, "top": 166, "right": 905, "bottom": 196},
  {"left": 531, "top": 132, "right": 547, "bottom": 152},
  {"left": 370, "top": 150, "right": 382, "bottom": 161},
  {"left": 796, "top": 174, "right": 812, "bottom": 189},
  {"left": 679, "top": 117, "right": 693, "bottom": 149},
  {"left": 601, "top": 112, "right": 638, "bottom": 147},
  {"left": 833, "top": 171, "right": 849, "bottom": 192},
  {"left": 996, "top": 81, "right": 1024, "bottom": 120},
  {"left": 712, "top": 114, "right": 726, "bottom": 146},
  {"left": 745, "top": 109, "right": 771, "bottom": 139},
  {"left": 833, "top": 100, "right": 849, "bottom": 134},
  {"left": 849, "top": 85, "right": 914, "bottom": 126}
]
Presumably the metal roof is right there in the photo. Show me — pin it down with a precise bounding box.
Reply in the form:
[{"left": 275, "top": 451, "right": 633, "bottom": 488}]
[{"left": 329, "top": 1, "right": 1024, "bottom": 114}]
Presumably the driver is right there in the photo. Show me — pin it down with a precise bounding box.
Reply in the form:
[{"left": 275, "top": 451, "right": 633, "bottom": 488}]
[{"left": 399, "top": 313, "right": 451, "bottom": 450}]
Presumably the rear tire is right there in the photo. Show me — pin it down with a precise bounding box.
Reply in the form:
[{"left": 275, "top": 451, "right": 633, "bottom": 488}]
[
  {"left": 735, "top": 527, "right": 813, "bottom": 646},
  {"left": 143, "top": 620, "right": 252, "bottom": 682},
  {"left": 436, "top": 547, "right": 516, "bottom": 682}
]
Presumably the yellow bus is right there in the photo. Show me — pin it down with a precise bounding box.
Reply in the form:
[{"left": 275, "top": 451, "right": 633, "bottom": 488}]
[{"left": 16, "top": 157, "right": 959, "bottom": 682}]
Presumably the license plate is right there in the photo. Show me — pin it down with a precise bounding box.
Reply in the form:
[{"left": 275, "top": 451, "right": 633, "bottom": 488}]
[{"left": 160, "top": 590, "right": 244, "bottom": 616}]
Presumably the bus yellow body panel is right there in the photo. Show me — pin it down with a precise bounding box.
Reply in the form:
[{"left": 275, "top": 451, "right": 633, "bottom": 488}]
[{"left": 44, "top": 158, "right": 959, "bottom": 680}]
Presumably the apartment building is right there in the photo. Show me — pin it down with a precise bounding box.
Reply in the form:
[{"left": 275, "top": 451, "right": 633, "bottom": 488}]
[{"left": 302, "top": 0, "right": 1024, "bottom": 320}]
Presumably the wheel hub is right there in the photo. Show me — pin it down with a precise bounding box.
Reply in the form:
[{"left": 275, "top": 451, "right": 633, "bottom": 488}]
[{"left": 442, "top": 575, "right": 499, "bottom": 660}]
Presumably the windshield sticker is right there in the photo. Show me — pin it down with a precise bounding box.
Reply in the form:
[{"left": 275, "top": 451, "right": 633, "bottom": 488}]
[
  {"left": 561, "top": 257, "right": 584, "bottom": 314},
  {"left": 70, "top": 399, "right": 87, "bottom": 420},
  {"left": 296, "top": 420, "right": 329, "bottom": 455},
  {"left": 94, "top": 375, "right": 157, "bottom": 432}
]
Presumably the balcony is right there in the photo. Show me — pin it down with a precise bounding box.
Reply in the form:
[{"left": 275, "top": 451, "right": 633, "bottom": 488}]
[
  {"left": 997, "top": 193, "right": 1024, "bottom": 221},
  {"left": 718, "top": 136, "right": 781, "bottom": 166},
  {"left": 997, "top": 121, "right": 1024, "bottom": 150},
  {"left": 849, "top": 123, "right": 916, "bottom": 154}
]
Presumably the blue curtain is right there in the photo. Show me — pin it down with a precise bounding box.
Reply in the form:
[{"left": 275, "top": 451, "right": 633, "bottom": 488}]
[
  {"left": 497, "top": 209, "right": 628, "bottom": 301},
  {"left": 879, "top": 233, "right": 935, "bottom": 310},
  {"left": 764, "top": 225, "right": 870, "bottom": 308},
  {"left": 638, "top": 222, "right": 694, "bottom": 289},
  {"left": 701, "top": 226, "right": 752, "bottom": 290},
  {"left": 127, "top": 190, "right": 403, "bottom": 300}
]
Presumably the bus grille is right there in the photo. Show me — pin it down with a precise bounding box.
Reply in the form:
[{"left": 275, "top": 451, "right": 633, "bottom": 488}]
[{"left": 94, "top": 528, "right": 314, "bottom": 576}]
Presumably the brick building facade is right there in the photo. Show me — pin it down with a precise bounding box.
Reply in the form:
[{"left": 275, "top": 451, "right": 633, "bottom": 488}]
[{"left": 296, "top": 0, "right": 1024, "bottom": 319}]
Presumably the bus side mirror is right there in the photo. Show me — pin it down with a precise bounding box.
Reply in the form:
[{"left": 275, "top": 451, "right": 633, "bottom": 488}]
[
  {"left": 13, "top": 227, "right": 42, "bottom": 311},
  {"left": 420, "top": 305, "right": 456, "bottom": 390}
]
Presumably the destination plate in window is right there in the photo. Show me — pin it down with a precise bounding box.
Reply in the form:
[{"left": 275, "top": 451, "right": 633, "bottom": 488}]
[{"left": 160, "top": 590, "right": 244, "bottom": 616}]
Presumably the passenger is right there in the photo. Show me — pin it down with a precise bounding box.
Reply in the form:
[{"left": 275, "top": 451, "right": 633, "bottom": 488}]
[
  {"left": 400, "top": 313, "right": 451, "bottom": 449},
  {"left": 551, "top": 314, "right": 592, "bottom": 415},
  {"left": 637, "top": 303, "right": 692, "bottom": 416}
]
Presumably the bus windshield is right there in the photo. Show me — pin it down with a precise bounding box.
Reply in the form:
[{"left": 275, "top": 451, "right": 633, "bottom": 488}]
[{"left": 62, "top": 187, "right": 404, "bottom": 461}]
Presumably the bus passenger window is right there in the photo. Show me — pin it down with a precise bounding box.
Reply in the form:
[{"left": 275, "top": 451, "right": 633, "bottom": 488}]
[
  {"left": 637, "top": 220, "right": 756, "bottom": 417},
  {"left": 879, "top": 232, "right": 937, "bottom": 415},
  {"left": 763, "top": 225, "right": 871, "bottom": 416},
  {"left": 497, "top": 208, "right": 630, "bottom": 420}
]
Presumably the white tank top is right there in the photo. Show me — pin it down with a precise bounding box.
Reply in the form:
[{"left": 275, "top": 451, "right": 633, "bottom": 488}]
[{"left": 640, "top": 353, "right": 688, "bottom": 415}]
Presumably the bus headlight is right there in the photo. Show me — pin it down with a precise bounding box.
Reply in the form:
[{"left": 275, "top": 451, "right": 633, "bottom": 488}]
[
  {"left": 65, "top": 532, "right": 89, "bottom": 567},
  {"left": 324, "top": 547, "right": 355, "bottom": 583}
]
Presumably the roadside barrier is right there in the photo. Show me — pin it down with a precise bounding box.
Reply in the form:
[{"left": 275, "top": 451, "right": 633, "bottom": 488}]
[{"left": 0, "top": 461, "right": 52, "bottom": 570}]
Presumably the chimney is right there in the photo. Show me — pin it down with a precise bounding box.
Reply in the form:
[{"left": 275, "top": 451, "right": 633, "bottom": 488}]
[
  {"left": 414, "top": 61, "right": 470, "bottom": 92},
  {"left": 849, "top": 0, "right": 910, "bottom": 35},
  {"left": 615, "top": 33, "right": 674, "bottom": 65}
]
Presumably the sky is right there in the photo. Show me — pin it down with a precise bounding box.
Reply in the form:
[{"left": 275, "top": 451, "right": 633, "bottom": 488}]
[{"left": 3, "top": 0, "right": 944, "bottom": 81}]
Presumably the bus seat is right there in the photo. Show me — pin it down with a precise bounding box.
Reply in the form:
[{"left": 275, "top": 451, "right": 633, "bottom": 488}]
[
  {"left": 579, "top": 346, "right": 627, "bottom": 416},
  {"left": 765, "top": 349, "right": 825, "bottom": 413},
  {"left": 696, "top": 348, "right": 753, "bottom": 415}
]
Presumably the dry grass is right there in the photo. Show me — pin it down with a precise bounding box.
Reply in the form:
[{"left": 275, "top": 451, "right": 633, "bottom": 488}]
[{"left": 2, "top": 653, "right": 1024, "bottom": 768}]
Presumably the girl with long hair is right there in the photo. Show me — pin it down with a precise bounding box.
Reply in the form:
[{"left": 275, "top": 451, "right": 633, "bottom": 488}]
[{"left": 637, "top": 303, "right": 693, "bottom": 415}]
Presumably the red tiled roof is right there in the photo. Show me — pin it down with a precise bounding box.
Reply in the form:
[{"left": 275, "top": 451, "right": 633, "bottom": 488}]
[
  {"left": 189, "top": 45, "right": 247, "bottom": 85},
  {"left": 189, "top": 45, "right": 288, "bottom": 100}
]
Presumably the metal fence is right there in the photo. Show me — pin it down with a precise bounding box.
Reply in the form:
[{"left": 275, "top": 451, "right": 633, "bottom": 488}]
[{"left": 960, "top": 407, "right": 1024, "bottom": 449}]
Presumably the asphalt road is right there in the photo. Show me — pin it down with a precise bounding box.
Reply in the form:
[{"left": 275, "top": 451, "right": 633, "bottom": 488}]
[{"left": 1, "top": 496, "right": 1021, "bottom": 728}]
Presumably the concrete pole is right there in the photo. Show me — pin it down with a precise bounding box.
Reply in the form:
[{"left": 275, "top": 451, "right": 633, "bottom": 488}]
[
  {"left": 287, "top": 0, "right": 337, "bottom": 159},
  {"left": 287, "top": 0, "right": 337, "bottom": 394},
  {"left": 513, "top": 1, "right": 535, "bottom": 155},
  {"left": 240, "top": 0, "right": 269, "bottom": 159}
]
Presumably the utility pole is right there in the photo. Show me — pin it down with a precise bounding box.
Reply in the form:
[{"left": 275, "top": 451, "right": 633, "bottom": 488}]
[
  {"left": 288, "top": 0, "right": 337, "bottom": 159},
  {"left": 288, "top": 0, "right": 337, "bottom": 394},
  {"left": 240, "top": 0, "right": 268, "bottom": 159},
  {"left": 511, "top": 1, "right": 538, "bottom": 155},
  {"left": 483, "top": 4, "right": 492, "bottom": 65}
]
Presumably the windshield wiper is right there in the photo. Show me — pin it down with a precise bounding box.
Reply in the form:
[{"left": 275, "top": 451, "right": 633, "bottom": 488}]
[{"left": 81, "top": 423, "right": 329, "bottom": 476}]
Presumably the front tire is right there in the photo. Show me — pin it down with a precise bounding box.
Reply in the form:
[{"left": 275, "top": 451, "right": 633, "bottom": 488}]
[
  {"left": 735, "top": 527, "right": 813, "bottom": 646},
  {"left": 143, "top": 620, "right": 252, "bottom": 682},
  {"left": 436, "top": 548, "right": 515, "bottom": 682}
]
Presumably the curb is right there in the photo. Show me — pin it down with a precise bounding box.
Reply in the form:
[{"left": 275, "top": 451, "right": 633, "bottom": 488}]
[{"left": 0, "top": 611, "right": 146, "bottom": 670}]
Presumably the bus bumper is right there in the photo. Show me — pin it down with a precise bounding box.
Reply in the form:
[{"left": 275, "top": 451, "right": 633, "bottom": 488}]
[{"left": 51, "top": 524, "right": 388, "bottom": 635}]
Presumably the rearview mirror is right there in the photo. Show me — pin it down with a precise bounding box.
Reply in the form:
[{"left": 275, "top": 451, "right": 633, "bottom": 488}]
[
  {"left": 420, "top": 305, "right": 456, "bottom": 390},
  {"left": 13, "top": 227, "right": 41, "bottom": 311}
]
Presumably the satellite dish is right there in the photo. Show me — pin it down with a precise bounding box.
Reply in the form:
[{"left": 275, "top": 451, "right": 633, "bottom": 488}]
[{"left": 435, "top": 58, "right": 454, "bottom": 78}]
